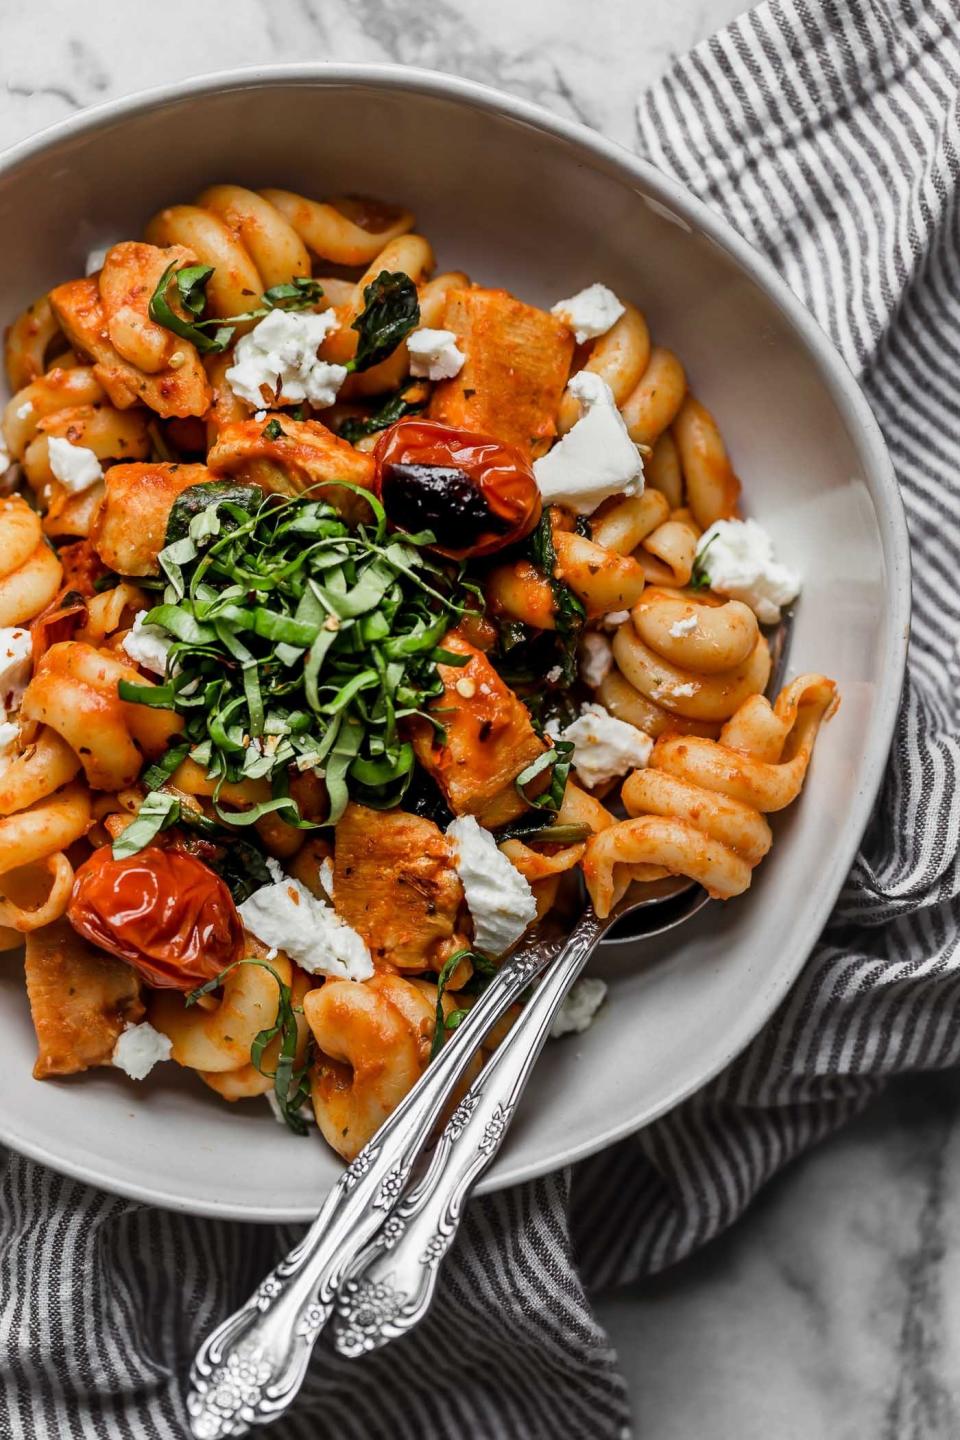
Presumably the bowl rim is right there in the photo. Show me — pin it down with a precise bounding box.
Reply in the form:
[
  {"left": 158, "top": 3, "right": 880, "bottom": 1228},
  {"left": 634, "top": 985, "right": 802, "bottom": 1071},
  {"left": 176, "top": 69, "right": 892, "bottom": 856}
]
[{"left": 0, "top": 62, "right": 911, "bottom": 1218}]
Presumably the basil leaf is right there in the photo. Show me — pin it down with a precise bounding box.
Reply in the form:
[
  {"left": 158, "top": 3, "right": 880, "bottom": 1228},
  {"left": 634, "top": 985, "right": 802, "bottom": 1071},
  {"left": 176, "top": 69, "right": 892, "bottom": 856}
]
[
  {"left": 111, "top": 791, "right": 180, "bottom": 859},
  {"left": 514, "top": 740, "right": 574, "bottom": 814},
  {"left": 339, "top": 389, "right": 426, "bottom": 444},
  {"left": 148, "top": 261, "right": 230, "bottom": 355},
  {"left": 348, "top": 271, "right": 420, "bottom": 373},
  {"left": 261, "top": 419, "right": 284, "bottom": 441},
  {"left": 164, "top": 482, "right": 262, "bottom": 547},
  {"left": 690, "top": 535, "right": 716, "bottom": 591},
  {"left": 186, "top": 957, "right": 312, "bottom": 1133},
  {"left": 261, "top": 278, "right": 323, "bottom": 309}
]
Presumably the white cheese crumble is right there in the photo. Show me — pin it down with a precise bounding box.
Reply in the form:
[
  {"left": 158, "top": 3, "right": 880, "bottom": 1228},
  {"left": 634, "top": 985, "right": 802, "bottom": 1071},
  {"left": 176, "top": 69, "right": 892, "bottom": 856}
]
[
  {"left": 533, "top": 372, "right": 643, "bottom": 515},
  {"left": 266, "top": 1089, "right": 315, "bottom": 1126},
  {"left": 579, "top": 632, "right": 613, "bottom": 689},
  {"left": 551, "top": 976, "right": 608, "bottom": 1038},
  {"left": 0, "top": 627, "right": 32, "bottom": 714},
  {"left": 319, "top": 857, "right": 335, "bottom": 901},
  {"left": 239, "top": 876, "right": 373, "bottom": 981},
  {"left": 545, "top": 665, "right": 563, "bottom": 684},
  {"left": 668, "top": 613, "right": 698, "bottom": 638},
  {"left": 15, "top": 401, "right": 33, "bottom": 421},
  {"left": 407, "top": 328, "right": 466, "bottom": 381},
  {"left": 602, "top": 610, "right": 631, "bottom": 629},
  {"left": 48, "top": 436, "right": 103, "bottom": 494},
  {"left": 560, "top": 703, "right": 653, "bottom": 789},
  {"left": 446, "top": 815, "right": 537, "bottom": 957},
  {"left": 225, "top": 309, "right": 347, "bottom": 410},
  {"left": 695, "top": 518, "right": 801, "bottom": 625},
  {"left": 121, "top": 610, "right": 172, "bottom": 676},
  {"left": 112, "top": 1021, "right": 172, "bottom": 1080},
  {"left": 551, "top": 284, "right": 625, "bottom": 345},
  {"left": 0, "top": 440, "right": 11, "bottom": 478}
]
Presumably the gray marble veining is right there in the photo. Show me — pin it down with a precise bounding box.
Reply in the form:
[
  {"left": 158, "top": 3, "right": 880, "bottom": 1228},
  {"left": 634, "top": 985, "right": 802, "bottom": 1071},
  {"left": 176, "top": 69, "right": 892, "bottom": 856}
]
[{"left": 4, "top": 3, "right": 948, "bottom": 1437}]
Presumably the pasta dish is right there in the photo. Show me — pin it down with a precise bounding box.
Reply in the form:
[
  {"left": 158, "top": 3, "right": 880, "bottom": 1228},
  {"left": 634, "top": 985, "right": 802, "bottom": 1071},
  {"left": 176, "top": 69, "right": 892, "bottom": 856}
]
[{"left": 0, "top": 184, "right": 836, "bottom": 1159}]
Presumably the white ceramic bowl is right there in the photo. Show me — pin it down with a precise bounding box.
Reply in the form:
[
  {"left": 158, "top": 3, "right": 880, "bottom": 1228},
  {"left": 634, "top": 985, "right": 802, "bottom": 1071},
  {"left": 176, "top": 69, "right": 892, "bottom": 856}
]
[{"left": 0, "top": 66, "right": 909, "bottom": 1221}]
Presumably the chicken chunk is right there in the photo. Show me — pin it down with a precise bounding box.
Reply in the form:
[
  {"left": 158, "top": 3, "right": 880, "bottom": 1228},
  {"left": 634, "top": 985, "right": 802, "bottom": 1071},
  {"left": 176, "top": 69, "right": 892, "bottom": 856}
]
[
  {"left": 92, "top": 462, "right": 211, "bottom": 575},
  {"left": 428, "top": 287, "right": 574, "bottom": 459},
  {"left": 410, "top": 631, "right": 547, "bottom": 827},
  {"left": 25, "top": 918, "right": 144, "bottom": 1078},
  {"left": 49, "top": 261, "right": 211, "bottom": 418},
  {"left": 333, "top": 804, "right": 464, "bottom": 971},
  {"left": 207, "top": 416, "right": 376, "bottom": 523}
]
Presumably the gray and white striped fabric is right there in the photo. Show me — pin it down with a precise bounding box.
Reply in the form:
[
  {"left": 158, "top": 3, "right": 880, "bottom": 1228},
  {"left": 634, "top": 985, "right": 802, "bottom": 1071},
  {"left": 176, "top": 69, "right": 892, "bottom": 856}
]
[{"left": 1, "top": 2, "right": 957, "bottom": 1435}]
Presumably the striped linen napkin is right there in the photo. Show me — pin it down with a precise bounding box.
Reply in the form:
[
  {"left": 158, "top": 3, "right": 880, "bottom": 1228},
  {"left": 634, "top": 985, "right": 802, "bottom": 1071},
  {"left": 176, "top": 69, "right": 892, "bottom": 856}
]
[{"left": 2, "top": 2, "right": 957, "bottom": 1435}]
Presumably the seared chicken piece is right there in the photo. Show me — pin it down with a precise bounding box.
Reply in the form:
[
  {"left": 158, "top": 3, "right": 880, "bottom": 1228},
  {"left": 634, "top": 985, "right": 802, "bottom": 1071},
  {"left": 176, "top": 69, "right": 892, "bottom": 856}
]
[
  {"left": 410, "top": 631, "right": 547, "bottom": 827},
  {"left": 428, "top": 287, "right": 574, "bottom": 459},
  {"left": 25, "top": 918, "right": 143, "bottom": 1078},
  {"left": 333, "top": 804, "right": 464, "bottom": 971},
  {"left": 207, "top": 416, "right": 375, "bottom": 522},
  {"left": 92, "top": 461, "right": 210, "bottom": 575}
]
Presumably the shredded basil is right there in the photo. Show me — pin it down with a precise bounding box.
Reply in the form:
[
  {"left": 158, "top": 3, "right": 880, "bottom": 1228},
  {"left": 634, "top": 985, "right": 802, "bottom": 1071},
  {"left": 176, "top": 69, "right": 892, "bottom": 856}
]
[
  {"left": 690, "top": 535, "right": 716, "bottom": 591},
  {"left": 261, "top": 419, "right": 284, "bottom": 441},
  {"left": 148, "top": 266, "right": 323, "bottom": 357},
  {"left": 187, "top": 958, "right": 312, "bottom": 1133},
  {"left": 527, "top": 507, "right": 586, "bottom": 685},
  {"left": 347, "top": 271, "right": 419, "bottom": 373},
  {"left": 111, "top": 790, "right": 181, "bottom": 859},
  {"left": 339, "top": 388, "right": 427, "bottom": 444},
  {"left": 121, "top": 489, "right": 477, "bottom": 825},
  {"left": 514, "top": 739, "right": 574, "bottom": 813},
  {"left": 428, "top": 948, "right": 497, "bottom": 1059}
]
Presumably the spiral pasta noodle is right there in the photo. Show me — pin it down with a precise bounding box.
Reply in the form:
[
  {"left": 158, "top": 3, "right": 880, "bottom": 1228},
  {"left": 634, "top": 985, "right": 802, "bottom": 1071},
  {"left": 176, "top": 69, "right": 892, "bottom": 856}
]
[{"left": 583, "top": 675, "right": 837, "bottom": 915}]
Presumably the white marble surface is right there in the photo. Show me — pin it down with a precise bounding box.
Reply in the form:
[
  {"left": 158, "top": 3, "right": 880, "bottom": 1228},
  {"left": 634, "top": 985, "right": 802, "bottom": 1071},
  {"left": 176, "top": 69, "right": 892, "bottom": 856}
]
[{"left": 6, "top": 3, "right": 948, "bottom": 1438}]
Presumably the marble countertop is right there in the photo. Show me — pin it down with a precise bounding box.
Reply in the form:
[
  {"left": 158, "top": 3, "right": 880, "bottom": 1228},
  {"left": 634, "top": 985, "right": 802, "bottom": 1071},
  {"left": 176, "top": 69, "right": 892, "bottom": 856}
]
[{"left": 5, "top": 2, "right": 950, "bottom": 1436}]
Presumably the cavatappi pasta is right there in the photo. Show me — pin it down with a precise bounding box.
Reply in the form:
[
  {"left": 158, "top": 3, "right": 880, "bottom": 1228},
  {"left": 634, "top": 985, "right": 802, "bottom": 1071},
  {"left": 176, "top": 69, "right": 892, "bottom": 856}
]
[{"left": 0, "top": 183, "right": 832, "bottom": 1161}]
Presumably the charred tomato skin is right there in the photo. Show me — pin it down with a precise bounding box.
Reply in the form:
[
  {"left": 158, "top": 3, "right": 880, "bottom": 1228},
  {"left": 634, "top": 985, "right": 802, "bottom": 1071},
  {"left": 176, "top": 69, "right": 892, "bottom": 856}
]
[{"left": 373, "top": 418, "right": 541, "bottom": 559}]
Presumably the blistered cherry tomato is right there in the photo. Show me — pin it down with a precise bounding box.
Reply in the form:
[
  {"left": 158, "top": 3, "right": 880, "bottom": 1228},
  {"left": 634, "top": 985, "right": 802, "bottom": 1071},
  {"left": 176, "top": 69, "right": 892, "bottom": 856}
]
[
  {"left": 68, "top": 845, "right": 243, "bottom": 991},
  {"left": 373, "top": 419, "right": 541, "bottom": 559}
]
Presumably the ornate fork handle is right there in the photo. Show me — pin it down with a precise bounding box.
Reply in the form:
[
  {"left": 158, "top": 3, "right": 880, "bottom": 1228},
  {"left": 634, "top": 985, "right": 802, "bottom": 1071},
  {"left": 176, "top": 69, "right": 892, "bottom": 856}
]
[
  {"left": 185, "top": 936, "right": 560, "bottom": 1439},
  {"left": 332, "top": 908, "right": 607, "bottom": 1355}
]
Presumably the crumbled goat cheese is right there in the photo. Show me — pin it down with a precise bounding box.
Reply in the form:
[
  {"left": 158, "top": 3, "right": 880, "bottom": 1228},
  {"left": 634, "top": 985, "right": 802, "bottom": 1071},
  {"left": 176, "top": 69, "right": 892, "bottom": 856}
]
[
  {"left": 654, "top": 680, "right": 699, "bottom": 700},
  {"left": 0, "top": 440, "right": 11, "bottom": 477},
  {"left": 15, "top": 401, "right": 33, "bottom": 421},
  {"left": 603, "top": 610, "right": 631, "bottom": 628},
  {"left": 407, "top": 328, "right": 466, "bottom": 381},
  {"left": 121, "top": 610, "right": 172, "bottom": 676},
  {"left": 533, "top": 372, "right": 643, "bottom": 514},
  {"left": 579, "top": 632, "right": 613, "bottom": 689},
  {"left": 112, "top": 1021, "right": 172, "bottom": 1080},
  {"left": 319, "top": 858, "right": 335, "bottom": 901},
  {"left": 545, "top": 665, "right": 563, "bottom": 684},
  {"left": 668, "top": 613, "right": 698, "bottom": 638},
  {"left": 0, "top": 627, "right": 32, "bottom": 714},
  {"left": 239, "top": 875, "right": 373, "bottom": 981},
  {"left": 225, "top": 308, "right": 347, "bottom": 409},
  {"left": 695, "top": 518, "right": 801, "bottom": 625},
  {"left": 551, "top": 283, "right": 625, "bottom": 345},
  {"left": 86, "top": 245, "right": 110, "bottom": 275},
  {"left": 48, "top": 436, "right": 103, "bottom": 494},
  {"left": 266, "top": 1090, "right": 315, "bottom": 1126},
  {"left": 551, "top": 976, "right": 608, "bottom": 1038},
  {"left": 446, "top": 815, "right": 537, "bottom": 957},
  {"left": 265, "top": 856, "right": 285, "bottom": 883},
  {"left": 560, "top": 703, "right": 653, "bottom": 788}
]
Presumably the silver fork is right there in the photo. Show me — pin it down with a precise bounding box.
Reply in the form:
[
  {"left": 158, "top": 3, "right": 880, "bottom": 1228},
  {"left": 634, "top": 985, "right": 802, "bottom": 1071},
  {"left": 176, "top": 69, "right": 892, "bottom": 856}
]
[{"left": 185, "top": 878, "right": 707, "bottom": 1438}]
